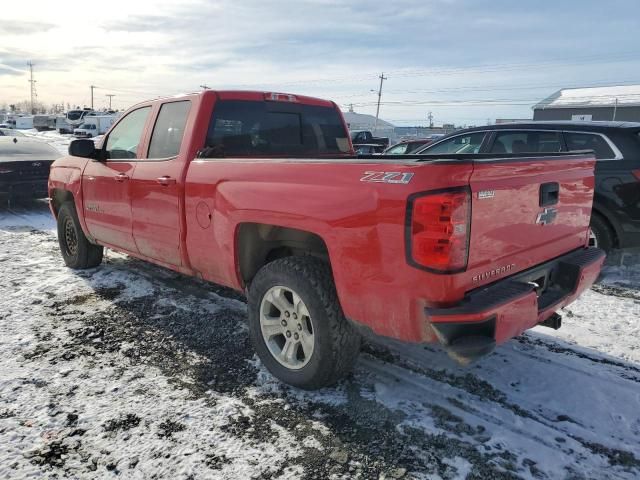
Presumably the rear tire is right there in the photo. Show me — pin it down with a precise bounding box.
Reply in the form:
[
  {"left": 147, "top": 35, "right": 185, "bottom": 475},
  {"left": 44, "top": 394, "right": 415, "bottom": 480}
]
[
  {"left": 57, "top": 202, "right": 103, "bottom": 269},
  {"left": 589, "top": 213, "right": 615, "bottom": 252},
  {"left": 248, "top": 256, "right": 361, "bottom": 390}
]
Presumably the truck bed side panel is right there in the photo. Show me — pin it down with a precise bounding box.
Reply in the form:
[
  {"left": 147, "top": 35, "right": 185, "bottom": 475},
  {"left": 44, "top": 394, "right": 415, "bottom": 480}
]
[{"left": 185, "top": 159, "right": 473, "bottom": 341}]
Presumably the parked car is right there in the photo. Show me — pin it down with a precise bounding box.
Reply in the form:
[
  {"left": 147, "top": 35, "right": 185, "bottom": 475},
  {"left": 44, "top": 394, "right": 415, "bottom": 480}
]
[
  {"left": 414, "top": 121, "right": 640, "bottom": 251},
  {"left": 350, "top": 130, "right": 389, "bottom": 148},
  {"left": 0, "top": 137, "right": 60, "bottom": 200},
  {"left": 56, "top": 115, "right": 74, "bottom": 134},
  {"left": 0, "top": 129, "right": 25, "bottom": 137},
  {"left": 384, "top": 138, "right": 433, "bottom": 154},
  {"left": 48, "top": 90, "right": 603, "bottom": 389}
]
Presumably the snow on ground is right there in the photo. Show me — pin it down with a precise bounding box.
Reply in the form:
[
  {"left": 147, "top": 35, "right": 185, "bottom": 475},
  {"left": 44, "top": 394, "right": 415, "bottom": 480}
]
[{"left": 1, "top": 202, "right": 639, "bottom": 479}]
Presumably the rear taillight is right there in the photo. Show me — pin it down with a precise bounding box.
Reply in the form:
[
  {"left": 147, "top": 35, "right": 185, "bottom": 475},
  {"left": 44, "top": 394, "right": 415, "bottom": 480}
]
[
  {"left": 407, "top": 187, "right": 471, "bottom": 273},
  {"left": 632, "top": 169, "right": 640, "bottom": 181}
]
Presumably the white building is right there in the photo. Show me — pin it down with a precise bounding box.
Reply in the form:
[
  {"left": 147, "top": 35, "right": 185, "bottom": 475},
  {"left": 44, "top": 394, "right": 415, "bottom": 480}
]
[{"left": 533, "top": 85, "right": 640, "bottom": 122}]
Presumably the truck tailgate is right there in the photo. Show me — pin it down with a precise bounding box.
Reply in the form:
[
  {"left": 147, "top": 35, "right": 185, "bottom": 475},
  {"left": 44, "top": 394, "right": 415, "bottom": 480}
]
[{"left": 467, "top": 153, "right": 596, "bottom": 285}]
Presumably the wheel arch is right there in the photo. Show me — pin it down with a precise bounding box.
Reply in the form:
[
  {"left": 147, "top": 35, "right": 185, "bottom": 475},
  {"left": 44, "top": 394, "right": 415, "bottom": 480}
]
[
  {"left": 50, "top": 188, "right": 75, "bottom": 218},
  {"left": 236, "top": 223, "right": 331, "bottom": 288}
]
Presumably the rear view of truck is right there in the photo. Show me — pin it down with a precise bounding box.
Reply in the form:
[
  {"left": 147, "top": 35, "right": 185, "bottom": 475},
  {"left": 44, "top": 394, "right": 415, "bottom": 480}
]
[{"left": 406, "top": 152, "right": 605, "bottom": 363}]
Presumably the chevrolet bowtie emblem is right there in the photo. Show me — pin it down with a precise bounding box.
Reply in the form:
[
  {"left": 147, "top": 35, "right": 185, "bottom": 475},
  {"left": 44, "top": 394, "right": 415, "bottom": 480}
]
[{"left": 536, "top": 207, "right": 557, "bottom": 225}]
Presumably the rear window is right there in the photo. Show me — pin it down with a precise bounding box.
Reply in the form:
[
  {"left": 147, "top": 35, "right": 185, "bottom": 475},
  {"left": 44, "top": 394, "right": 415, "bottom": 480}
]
[
  {"left": 564, "top": 132, "right": 616, "bottom": 160},
  {"left": 206, "top": 100, "right": 350, "bottom": 157}
]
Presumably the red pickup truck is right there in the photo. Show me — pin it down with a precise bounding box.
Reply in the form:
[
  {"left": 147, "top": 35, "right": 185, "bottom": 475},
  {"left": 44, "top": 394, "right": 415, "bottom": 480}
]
[{"left": 48, "top": 90, "right": 605, "bottom": 389}]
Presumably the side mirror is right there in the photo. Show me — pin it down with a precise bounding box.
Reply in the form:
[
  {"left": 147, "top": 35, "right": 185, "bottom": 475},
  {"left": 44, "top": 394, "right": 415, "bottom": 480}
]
[{"left": 69, "top": 139, "right": 97, "bottom": 159}]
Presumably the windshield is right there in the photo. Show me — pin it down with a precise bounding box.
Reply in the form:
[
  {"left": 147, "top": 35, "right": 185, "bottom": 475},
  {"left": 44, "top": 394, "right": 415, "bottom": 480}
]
[{"left": 67, "top": 110, "right": 85, "bottom": 121}]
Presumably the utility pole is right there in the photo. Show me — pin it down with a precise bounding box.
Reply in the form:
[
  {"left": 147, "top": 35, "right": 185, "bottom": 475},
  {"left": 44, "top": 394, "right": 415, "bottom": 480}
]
[
  {"left": 427, "top": 111, "right": 434, "bottom": 128},
  {"left": 90, "top": 85, "right": 96, "bottom": 110},
  {"left": 200, "top": 84, "right": 210, "bottom": 90},
  {"left": 27, "top": 61, "right": 37, "bottom": 114},
  {"left": 106, "top": 94, "right": 115, "bottom": 109},
  {"left": 373, "top": 72, "right": 387, "bottom": 133}
]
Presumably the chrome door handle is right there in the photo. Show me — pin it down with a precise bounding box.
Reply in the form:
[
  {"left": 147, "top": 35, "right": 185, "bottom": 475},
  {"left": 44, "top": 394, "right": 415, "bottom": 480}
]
[
  {"left": 156, "top": 176, "right": 176, "bottom": 186},
  {"left": 114, "top": 173, "right": 129, "bottom": 182}
]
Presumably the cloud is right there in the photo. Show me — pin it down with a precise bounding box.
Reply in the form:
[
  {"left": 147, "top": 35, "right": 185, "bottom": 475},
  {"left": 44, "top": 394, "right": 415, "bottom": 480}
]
[
  {"left": 0, "top": 21, "right": 55, "bottom": 35},
  {"left": 1, "top": 0, "right": 639, "bottom": 123}
]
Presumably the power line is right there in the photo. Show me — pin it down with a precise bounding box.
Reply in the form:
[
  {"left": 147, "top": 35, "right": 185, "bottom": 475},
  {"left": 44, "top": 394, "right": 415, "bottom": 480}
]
[
  {"left": 331, "top": 78, "right": 640, "bottom": 100},
  {"left": 345, "top": 91, "right": 640, "bottom": 109},
  {"left": 218, "top": 50, "right": 640, "bottom": 89}
]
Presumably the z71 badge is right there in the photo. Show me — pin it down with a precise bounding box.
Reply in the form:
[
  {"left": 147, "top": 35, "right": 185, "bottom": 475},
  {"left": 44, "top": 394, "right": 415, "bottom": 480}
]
[{"left": 360, "top": 171, "right": 414, "bottom": 184}]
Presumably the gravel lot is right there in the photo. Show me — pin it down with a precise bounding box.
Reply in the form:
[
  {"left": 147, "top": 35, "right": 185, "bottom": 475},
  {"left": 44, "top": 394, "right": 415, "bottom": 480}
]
[{"left": 1, "top": 201, "right": 639, "bottom": 479}]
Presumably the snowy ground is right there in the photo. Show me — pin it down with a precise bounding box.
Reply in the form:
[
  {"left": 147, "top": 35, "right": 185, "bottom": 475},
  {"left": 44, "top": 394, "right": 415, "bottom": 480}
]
[{"left": 1, "top": 201, "right": 639, "bottom": 480}]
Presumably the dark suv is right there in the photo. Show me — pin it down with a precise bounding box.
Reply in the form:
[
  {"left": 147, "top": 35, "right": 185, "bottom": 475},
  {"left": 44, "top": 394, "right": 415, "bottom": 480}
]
[{"left": 414, "top": 121, "right": 640, "bottom": 251}]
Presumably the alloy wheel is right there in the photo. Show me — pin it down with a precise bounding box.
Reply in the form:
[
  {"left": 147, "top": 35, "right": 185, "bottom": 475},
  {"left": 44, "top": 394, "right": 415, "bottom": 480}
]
[{"left": 259, "top": 286, "right": 315, "bottom": 370}]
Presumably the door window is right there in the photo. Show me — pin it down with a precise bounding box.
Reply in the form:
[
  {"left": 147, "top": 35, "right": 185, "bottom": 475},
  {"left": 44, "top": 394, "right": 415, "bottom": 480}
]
[
  {"left": 105, "top": 107, "right": 151, "bottom": 160},
  {"left": 491, "top": 131, "right": 562, "bottom": 154},
  {"left": 386, "top": 143, "right": 409, "bottom": 154},
  {"left": 424, "top": 132, "right": 485, "bottom": 154},
  {"left": 148, "top": 101, "right": 191, "bottom": 159},
  {"left": 564, "top": 132, "right": 616, "bottom": 160}
]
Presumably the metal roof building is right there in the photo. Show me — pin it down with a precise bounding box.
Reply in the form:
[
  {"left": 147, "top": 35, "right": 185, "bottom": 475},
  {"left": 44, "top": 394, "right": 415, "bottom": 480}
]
[{"left": 533, "top": 85, "right": 640, "bottom": 122}]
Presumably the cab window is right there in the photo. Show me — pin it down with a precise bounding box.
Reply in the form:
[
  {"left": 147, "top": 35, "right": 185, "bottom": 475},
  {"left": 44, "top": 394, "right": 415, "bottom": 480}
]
[
  {"left": 148, "top": 101, "right": 191, "bottom": 159},
  {"left": 425, "top": 132, "right": 485, "bottom": 154},
  {"left": 105, "top": 107, "right": 151, "bottom": 160}
]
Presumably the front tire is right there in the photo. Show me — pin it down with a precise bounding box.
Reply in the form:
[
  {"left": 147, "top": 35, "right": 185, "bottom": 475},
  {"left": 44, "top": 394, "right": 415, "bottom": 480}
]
[
  {"left": 57, "top": 202, "right": 103, "bottom": 269},
  {"left": 248, "top": 256, "right": 361, "bottom": 390}
]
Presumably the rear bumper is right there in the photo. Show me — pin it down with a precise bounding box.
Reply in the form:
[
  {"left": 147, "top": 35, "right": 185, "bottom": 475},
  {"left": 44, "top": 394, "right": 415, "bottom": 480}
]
[{"left": 425, "top": 247, "right": 605, "bottom": 362}]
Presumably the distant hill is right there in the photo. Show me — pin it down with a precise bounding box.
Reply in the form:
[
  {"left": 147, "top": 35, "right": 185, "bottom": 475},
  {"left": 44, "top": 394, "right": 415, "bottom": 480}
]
[{"left": 342, "top": 111, "right": 394, "bottom": 131}]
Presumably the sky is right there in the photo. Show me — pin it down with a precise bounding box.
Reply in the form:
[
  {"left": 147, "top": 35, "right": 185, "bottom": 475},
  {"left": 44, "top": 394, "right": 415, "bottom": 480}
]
[{"left": 1, "top": 0, "right": 639, "bottom": 126}]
